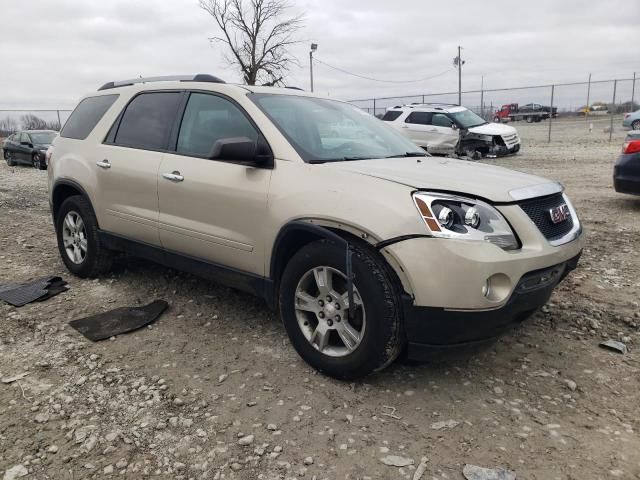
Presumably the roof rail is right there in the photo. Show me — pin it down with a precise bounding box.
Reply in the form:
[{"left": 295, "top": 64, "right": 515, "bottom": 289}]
[
  {"left": 98, "top": 74, "right": 226, "bottom": 91},
  {"left": 408, "top": 102, "right": 460, "bottom": 108}
]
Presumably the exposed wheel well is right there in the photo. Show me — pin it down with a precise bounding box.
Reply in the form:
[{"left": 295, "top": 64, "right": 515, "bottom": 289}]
[
  {"left": 52, "top": 183, "right": 91, "bottom": 225},
  {"left": 269, "top": 223, "right": 408, "bottom": 307}
]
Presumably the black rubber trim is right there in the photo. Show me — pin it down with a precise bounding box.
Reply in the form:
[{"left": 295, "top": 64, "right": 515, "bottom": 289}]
[
  {"left": 98, "top": 230, "right": 273, "bottom": 300},
  {"left": 374, "top": 234, "right": 432, "bottom": 250}
]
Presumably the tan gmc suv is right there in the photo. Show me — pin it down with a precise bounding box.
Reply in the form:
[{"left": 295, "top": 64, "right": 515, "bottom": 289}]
[{"left": 48, "top": 74, "right": 583, "bottom": 379}]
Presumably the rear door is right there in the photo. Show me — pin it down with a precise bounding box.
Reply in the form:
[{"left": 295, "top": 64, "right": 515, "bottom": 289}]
[
  {"left": 402, "top": 111, "right": 434, "bottom": 148},
  {"left": 157, "top": 91, "right": 272, "bottom": 276},
  {"left": 95, "top": 91, "right": 183, "bottom": 246}
]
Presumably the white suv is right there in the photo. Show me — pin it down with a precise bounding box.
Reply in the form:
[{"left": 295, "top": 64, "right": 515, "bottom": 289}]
[
  {"left": 48, "top": 75, "right": 582, "bottom": 379},
  {"left": 382, "top": 104, "right": 521, "bottom": 158}
]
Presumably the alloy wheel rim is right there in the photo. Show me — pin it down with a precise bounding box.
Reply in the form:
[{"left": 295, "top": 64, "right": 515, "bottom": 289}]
[
  {"left": 62, "top": 211, "right": 88, "bottom": 264},
  {"left": 294, "top": 266, "right": 366, "bottom": 357}
]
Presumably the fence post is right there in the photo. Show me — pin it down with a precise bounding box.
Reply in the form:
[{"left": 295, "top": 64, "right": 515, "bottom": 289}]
[
  {"left": 421, "top": 95, "right": 425, "bottom": 104},
  {"left": 548, "top": 85, "right": 555, "bottom": 143},
  {"left": 373, "top": 98, "right": 376, "bottom": 117},
  {"left": 56, "top": 110, "right": 62, "bottom": 131},
  {"left": 609, "top": 80, "right": 617, "bottom": 142},
  {"left": 585, "top": 73, "right": 591, "bottom": 122},
  {"left": 632, "top": 72, "right": 636, "bottom": 110},
  {"left": 480, "top": 76, "right": 484, "bottom": 119}
]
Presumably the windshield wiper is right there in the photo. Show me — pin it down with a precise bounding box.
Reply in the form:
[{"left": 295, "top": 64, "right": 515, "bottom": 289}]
[{"left": 383, "top": 152, "right": 428, "bottom": 158}]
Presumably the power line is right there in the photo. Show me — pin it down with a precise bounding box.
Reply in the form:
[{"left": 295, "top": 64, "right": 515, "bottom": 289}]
[{"left": 312, "top": 57, "right": 453, "bottom": 84}]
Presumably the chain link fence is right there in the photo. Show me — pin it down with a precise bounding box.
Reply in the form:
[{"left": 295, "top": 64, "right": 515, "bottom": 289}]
[
  {"left": 348, "top": 75, "right": 638, "bottom": 142},
  {"left": 0, "top": 109, "right": 73, "bottom": 137}
]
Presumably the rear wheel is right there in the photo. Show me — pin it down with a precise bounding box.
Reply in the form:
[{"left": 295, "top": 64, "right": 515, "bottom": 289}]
[
  {"left": 279, "top": 239, "right": 404, "bottom": 379},
  {"left": 56, "top": 195, "right": 112, "bottom": 278},
  {"left": 632, "top": 120, "right": 640, "bottom": 130}
]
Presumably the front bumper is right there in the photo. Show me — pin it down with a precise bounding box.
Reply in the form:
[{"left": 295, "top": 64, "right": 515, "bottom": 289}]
[
  {"left": 614, "top": 153, "right": 640, "bottom": 195},
  {"left": 404, "top": 253, "right": 581, "bottom": 360}
]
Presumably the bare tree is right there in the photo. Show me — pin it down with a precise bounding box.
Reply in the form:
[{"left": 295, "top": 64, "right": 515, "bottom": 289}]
[
  {"left": 0, "top": 116, "right": 19, "bottom": 137},
  {"left": 21, "top": 114, "right": 49, "bottom": 130},
  {"left": 199, "top": 0, "right": 303, "bottom": 86}
]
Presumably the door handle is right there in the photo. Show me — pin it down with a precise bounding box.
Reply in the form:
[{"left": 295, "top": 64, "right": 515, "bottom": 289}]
[
  {"left": 401, "top": 125, "right": 409, "bottom": 129},
  {"left": 96, "top": 159, "right": 111, "bottom": 169},
  {"left": 429, "top": 128, "right": 438, "bottom": 132},
  {"left": 162, "top": 171, "right": 184, "bottom": 182}
]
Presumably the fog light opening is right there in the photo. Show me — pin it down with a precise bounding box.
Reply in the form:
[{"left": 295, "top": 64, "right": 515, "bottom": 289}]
[{"left": 482, "top": 280, "right": 491, "bottom": 298}]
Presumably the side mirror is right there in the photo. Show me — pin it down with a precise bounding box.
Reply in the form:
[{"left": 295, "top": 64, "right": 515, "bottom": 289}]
[{"left": 208, "top": 137, "right": 274, "bottom": 168}]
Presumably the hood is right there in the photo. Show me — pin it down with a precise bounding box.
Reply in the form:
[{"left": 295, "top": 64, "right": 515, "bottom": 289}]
[
  {"left": 324, "top": 156, "right": 557, "bottom": 203},
  {"left": 468, "top": 122, "right": 517, "bottom": 136}
]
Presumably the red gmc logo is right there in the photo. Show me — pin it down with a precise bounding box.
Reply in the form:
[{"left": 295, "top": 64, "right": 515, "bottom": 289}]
[{"left": 549, "top": 204, "right": 570, "bottom": 224}]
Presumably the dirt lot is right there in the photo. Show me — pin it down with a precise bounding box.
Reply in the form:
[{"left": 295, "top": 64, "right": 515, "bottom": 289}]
[{"left": 1, "top": 119, "right": 639, "bottom": 480}]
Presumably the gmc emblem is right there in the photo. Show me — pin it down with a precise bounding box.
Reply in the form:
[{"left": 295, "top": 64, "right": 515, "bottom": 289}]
[{"left": 549, "top": 204, "right": 570, "bottom": 224}]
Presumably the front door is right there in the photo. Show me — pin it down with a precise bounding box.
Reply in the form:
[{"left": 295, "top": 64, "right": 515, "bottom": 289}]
[
  {"left": 427, "top": 113, "right": 459, "bottom": 154},
  {"left": 157, "top": 92, "right": 272, "bottom": 276},
  {"left": 94, "top": 91, "right": 183, "bottom": 246}
]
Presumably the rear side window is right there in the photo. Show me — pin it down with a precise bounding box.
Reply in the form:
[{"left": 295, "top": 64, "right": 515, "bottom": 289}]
[
  {"left": 176, "top": 93, "right": 258, "bottom": 157},
  {"left": 381, "top": 110, "right": 402, "bottom": 122},
  {"left": 114, "top": 92, "right": 182, "bottom": 150},
  {"left": 61, "top": 94, "right": 118, "bottom": 140},
  {"left": 405, "top": 112, "right": 432, "bottom": 125}
]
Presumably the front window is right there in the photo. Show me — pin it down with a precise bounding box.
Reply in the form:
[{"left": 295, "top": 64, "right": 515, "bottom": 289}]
[
  {"left": 30, "top": 132, "right": 56, "bottom": 144},
  {"left": 449, "top": 109, "right": 487, "bottom": 129},
  {"left": 250, "top": 94, "right": 425, "bottom": 163}
]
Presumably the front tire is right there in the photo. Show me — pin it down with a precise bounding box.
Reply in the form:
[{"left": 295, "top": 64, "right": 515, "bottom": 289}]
[
  {"left": 279, "top": 239, "right": 404, "bottom": 380},
  {"left": 32, "top": 152, "right": 45, "bottom": 170},
  {"left": 56, "top": 195, "right": 112, "bottom": 278},
  {"left": 632, "top": 120, "right": 640, "bottom": 130}
]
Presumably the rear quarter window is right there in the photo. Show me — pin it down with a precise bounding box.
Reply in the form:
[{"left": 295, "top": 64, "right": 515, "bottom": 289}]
[{"left": 61, "top": 94, "right": 119, "bottom": 140}]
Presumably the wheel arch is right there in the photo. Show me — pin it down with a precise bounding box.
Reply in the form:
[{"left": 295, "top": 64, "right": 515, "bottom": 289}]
[
  {"left": 51, "top": 179, "right": 96, "bottom": 228},
  {"left": 268, "top": 219, "right": 414, "bottom": 308}
]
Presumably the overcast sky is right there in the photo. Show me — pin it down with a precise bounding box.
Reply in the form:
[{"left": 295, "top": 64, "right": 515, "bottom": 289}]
[{"left": 0, "top": 0, "right": 638, "bottom": 111}]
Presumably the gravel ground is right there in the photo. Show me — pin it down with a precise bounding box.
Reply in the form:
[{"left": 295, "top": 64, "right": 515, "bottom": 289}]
[{"left": 1, "top": 119, "right": 639, "bottom": 480}]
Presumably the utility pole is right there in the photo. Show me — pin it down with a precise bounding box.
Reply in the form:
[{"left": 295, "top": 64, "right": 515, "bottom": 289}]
[
  {"left": 453, "top": 46, "right": 465, "bottom": 105},
  {"left": 309, "top": 43, "right": 318, "bottom": 92}
]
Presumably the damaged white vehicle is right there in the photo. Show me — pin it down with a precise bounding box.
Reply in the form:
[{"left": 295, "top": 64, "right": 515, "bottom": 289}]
[{"left": 382, "top": 104, "right": 520, "bottom": 158}]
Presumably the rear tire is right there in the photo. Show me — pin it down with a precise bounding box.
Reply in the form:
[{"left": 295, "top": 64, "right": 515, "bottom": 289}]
[
  {"left": 5, "top": 150, "right": 16, "bottom": 166},
  {"left": 632, "top": 120, "right": 640, "bottom": 130},
  {"left": 279, "top": 239, "right": 404, "bottom": 380},
  {"left": 56, "top": 195, "right": 112, "bottom": 278}
]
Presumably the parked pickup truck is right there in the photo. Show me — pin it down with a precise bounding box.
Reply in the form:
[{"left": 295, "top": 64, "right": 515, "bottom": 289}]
[{"left": 494, "top": 103, "right": 557, "bottom": 123}]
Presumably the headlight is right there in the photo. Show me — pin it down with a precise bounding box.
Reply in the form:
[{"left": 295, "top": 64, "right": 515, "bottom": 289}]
[{"left": 412, "top": 192, "right": 519, "bottom": 250}]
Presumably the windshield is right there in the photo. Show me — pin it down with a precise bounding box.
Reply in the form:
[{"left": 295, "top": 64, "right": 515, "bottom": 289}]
[
  {"left": 249, "top": 94, "right": 426, "bottom": 162},
  {"left": 449, "top": 110, "right": 487, "bottom": 129},
  {"left": 29, "top": 132, "right": 56, "bottom": 144}
]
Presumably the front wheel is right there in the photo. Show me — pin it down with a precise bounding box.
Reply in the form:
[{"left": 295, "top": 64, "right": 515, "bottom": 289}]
[
  {"left": 279, "top": 239, "right": 404, "bottom": 380},
  {"left": 526, "top": 116, "right": 533, "bottom": 123},
  {"left": 56, "top": 195, "right": 112, "bottom": 278},
  {"left": 632, "top": 120, "right": 640, "bottom": 130},
  {"left": 32, "top": 152, "right": 45, "bottom": 170}
]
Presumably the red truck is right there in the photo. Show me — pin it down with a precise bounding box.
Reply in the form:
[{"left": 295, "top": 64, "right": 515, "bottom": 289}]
[{"left": 493, "top": 103, "right": 556, "bottom": 123}]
